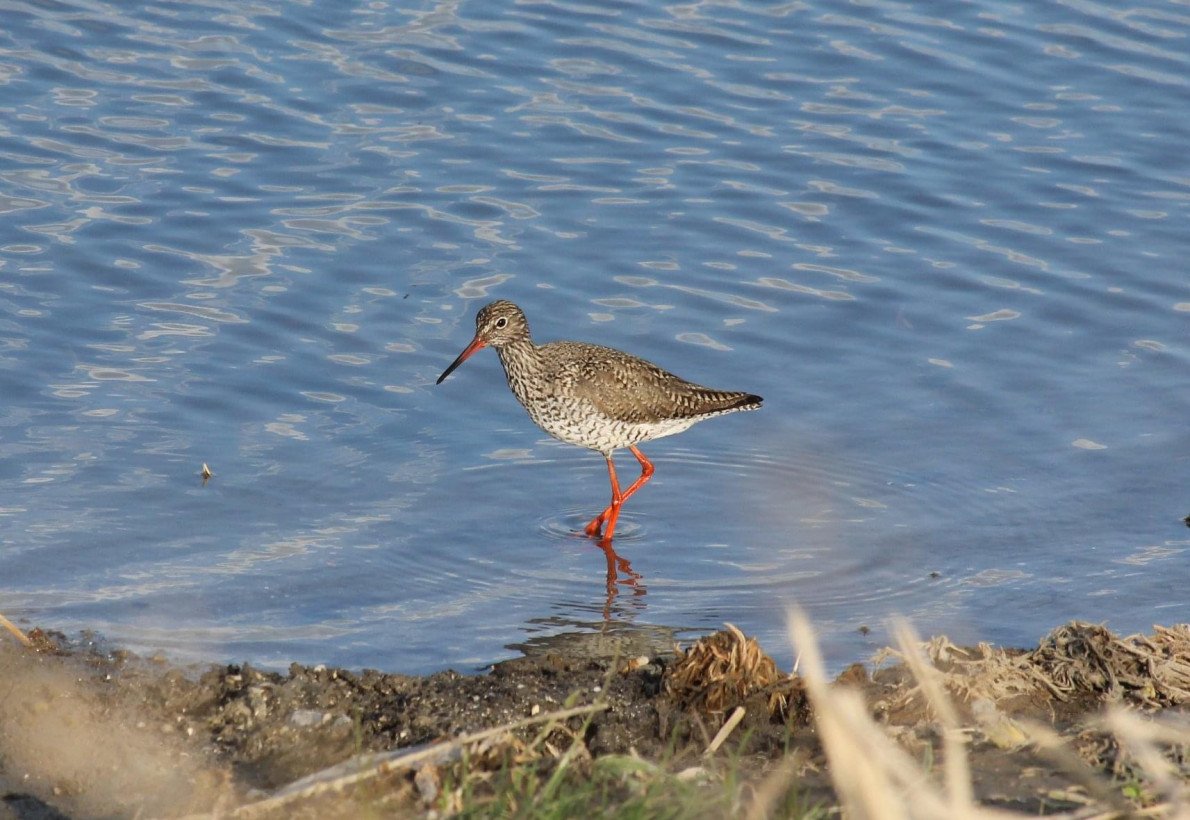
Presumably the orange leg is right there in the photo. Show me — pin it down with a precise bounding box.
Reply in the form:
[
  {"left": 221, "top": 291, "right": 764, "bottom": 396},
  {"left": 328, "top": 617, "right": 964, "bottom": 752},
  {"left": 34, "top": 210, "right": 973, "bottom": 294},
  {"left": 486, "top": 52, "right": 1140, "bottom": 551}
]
[{"left": 583, "top": 445, "right": 655, "bottom": 545}]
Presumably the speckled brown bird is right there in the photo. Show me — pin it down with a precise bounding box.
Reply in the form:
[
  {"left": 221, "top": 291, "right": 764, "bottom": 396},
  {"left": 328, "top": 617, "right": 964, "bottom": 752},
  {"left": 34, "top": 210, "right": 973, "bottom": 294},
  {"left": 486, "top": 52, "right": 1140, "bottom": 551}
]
[{"left": 436, "top": 300, "right": 762, "bottom": 544}]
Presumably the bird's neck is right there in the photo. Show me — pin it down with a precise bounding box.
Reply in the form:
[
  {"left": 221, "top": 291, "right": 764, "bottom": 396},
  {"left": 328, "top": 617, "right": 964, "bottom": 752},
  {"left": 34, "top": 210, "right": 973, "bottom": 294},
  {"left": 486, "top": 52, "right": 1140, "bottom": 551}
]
[{"left": 494, "top": 338, "right": 543, "bottom": 402}]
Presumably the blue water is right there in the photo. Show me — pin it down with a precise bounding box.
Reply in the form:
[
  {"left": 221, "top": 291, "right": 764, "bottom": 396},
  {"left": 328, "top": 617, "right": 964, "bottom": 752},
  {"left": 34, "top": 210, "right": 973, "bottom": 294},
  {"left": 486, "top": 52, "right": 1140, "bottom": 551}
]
[{"left": 1, "top": 0, "right": 1186, "bottom": 674}]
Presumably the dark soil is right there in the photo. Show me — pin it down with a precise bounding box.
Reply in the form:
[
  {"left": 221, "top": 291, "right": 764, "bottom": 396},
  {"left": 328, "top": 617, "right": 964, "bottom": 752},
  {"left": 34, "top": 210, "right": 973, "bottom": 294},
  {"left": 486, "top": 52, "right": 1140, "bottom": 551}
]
[{"left": 1, "top": 621, "right": 1186, "bottom": 818}]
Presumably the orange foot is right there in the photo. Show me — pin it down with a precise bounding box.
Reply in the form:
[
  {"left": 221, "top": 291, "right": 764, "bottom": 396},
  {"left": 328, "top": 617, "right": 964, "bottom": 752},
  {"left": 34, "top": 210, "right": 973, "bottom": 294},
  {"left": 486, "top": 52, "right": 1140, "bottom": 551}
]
[{"left": 584, "top": 445, "right": 655, "bottom": 544}]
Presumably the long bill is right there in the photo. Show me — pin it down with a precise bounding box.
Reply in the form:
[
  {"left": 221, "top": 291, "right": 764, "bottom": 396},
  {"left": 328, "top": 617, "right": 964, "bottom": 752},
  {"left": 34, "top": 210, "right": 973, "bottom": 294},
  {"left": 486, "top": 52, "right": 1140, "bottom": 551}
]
[{"left": 436, "top": 335, "right": 486, "bottom": 384}]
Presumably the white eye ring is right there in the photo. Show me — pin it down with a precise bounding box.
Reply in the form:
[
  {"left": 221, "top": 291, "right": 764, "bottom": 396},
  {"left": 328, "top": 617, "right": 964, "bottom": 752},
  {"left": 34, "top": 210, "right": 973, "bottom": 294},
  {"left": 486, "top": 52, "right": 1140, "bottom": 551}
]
[{"left": 495, "top": 317, "right": 508, "bottom": 329}]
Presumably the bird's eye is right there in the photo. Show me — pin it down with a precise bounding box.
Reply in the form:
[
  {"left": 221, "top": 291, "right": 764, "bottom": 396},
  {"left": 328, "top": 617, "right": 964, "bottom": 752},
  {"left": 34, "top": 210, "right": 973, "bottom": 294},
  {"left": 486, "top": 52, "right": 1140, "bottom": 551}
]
[{"left": 495, "top": 317, "right": 508, "bottom": 329}]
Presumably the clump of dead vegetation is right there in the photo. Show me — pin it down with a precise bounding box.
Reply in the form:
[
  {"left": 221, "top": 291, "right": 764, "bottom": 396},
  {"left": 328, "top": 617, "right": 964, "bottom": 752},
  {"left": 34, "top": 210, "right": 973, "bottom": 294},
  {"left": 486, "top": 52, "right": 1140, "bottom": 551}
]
[
  {"left": 1032, "top": 622, "right": 1190, "bottom": 707},
  {"left": 904, "top": 621, "right": 1190, "bottom": 709},
  {"left": 663, "top": 622, "right": 806, "bottom": 721},
  {"left": 871, "top": 620, "right": 1190, "bottom": 817}
]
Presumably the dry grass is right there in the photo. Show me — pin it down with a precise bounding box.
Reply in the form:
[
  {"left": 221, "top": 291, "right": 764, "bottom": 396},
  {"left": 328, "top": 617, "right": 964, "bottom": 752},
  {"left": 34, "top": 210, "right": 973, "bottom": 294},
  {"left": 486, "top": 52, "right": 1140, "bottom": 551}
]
[
  {"left": 784, "top": 610, "right": 1190, "bottom": 820},
  {"left": 884, "top": 622, "right": 1190, "bottom": 709},
  {"left": 780, "top": 611, "right": 1007, "bottom": 820},
  {"left": 0, "top": 611, "right": 32, "bottom": 648}
]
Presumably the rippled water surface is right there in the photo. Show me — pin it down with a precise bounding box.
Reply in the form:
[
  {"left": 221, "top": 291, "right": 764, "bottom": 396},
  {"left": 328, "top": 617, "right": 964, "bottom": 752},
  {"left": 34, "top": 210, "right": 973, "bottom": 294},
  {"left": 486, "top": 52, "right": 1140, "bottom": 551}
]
[{"left": 1, "top": 0, "right": 1187, "bottom": 673}]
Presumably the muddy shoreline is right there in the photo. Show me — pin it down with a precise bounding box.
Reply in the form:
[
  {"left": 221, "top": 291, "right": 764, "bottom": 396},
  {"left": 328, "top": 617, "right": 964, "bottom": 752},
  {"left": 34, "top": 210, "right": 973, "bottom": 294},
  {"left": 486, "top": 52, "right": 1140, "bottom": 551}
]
[{"left": 1, "top": 620, "right": 1187, "bottom": 818}]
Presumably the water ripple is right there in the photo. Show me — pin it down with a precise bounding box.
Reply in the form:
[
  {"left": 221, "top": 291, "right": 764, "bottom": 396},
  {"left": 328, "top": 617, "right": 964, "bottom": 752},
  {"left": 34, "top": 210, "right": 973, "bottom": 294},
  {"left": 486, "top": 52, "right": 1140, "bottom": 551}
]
[{"left": 0, "top": 0, "right": 1185, "bottom": 673}]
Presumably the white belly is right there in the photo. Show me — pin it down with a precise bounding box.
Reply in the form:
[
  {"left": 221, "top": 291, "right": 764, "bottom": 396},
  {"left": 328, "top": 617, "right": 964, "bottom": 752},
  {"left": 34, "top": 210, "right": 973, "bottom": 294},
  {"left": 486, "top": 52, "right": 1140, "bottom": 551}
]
[{"left": 522, "top": 395, "right": 698, "bottom": 454}]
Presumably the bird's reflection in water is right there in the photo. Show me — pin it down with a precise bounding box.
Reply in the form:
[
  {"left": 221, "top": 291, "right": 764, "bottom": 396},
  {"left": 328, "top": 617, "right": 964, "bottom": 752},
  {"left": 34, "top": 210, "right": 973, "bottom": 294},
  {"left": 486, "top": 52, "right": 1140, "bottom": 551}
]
[{"left": 598, "top": 542, "right": 645, "bottom": 622}]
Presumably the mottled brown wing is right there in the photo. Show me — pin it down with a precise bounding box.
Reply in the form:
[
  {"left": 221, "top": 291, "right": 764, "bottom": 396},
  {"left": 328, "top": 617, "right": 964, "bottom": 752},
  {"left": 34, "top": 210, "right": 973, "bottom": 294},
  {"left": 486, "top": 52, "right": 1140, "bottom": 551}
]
[{"left": 564, "top": 342, "right": 759, "bottom": 424}]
